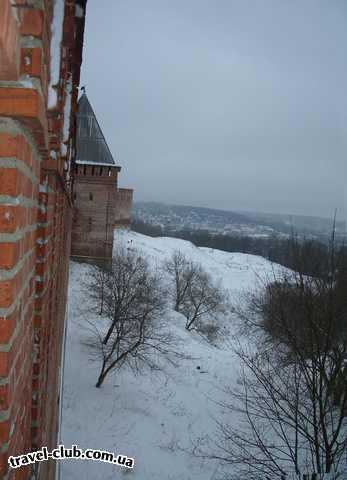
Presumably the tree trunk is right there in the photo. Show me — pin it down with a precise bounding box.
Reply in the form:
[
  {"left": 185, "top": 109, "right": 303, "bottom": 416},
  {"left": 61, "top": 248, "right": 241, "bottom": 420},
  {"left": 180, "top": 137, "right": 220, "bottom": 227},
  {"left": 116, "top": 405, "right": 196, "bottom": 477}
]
[
  {"left": 96, "top": 360, "right": 107, "bottom": 387},
  {"left": 102, "top": 324, "right": 114, "bottom": 345},
  {"left": 99, "top": 285, "right": 104, "bottom": 315},
  {"left": 95, "top": 374, "right": 106, "bottom": 388},
  {"left": 186, "top": 317, "right": 196, "bottom": 331}
]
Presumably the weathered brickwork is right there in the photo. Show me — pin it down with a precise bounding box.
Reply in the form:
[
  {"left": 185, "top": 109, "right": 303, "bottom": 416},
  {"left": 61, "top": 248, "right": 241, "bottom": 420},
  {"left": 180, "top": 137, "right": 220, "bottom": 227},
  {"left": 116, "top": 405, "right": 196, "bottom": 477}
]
[
  {"left": 71, "top": 178, "right": 133, "bottom": 262},
  {"left": 71, "top": 171, "right": 134, "bottom": 262},
  {"left": 71, "top": 173, "right": 133, "bottom": 262},
  {"left": 71, "top": 164, "right": 119, "bottom": 261},
  {"left": 71, "top": 166, "right": 134, "bottom": 262},
  {"left": 115, "top": 187, "right": 133, "bottom": 228},
  {"left": 0, "top": 1, "right": 87, "bottom": 479}
]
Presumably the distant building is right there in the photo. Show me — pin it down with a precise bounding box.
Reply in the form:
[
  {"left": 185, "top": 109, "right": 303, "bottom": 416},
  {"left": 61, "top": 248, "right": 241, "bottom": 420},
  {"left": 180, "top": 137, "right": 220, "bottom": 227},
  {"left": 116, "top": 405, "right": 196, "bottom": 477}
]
[{"left": 71, "top": 93, "right": 133, "bottom": 262}]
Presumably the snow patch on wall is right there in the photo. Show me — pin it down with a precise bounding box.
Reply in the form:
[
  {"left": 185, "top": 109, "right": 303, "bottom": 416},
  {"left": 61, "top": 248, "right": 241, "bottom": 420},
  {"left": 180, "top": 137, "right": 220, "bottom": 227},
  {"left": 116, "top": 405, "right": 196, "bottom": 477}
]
[
  {"left": 76, "top": 161, "right": 117, "bottom": 167},
  {"left": 61, "top": 143, "right": 67, "bottom": 157},
  {"left": 39, "top": 178, "right": 48, "bottom": 193},
  {"left": 19, "top": 76, "right": 35, "bottom": 88},
  {"left": 58, "top": 74, "right": 73, "bottom": 158},
  {"left": 63, "top": 76, "right": 72, "bottom": 142},
  {"left": 75, "top": 4, "right": 84, "bottom": 18},
  {"left": 48, "top": 0, "right": 65, "bottom": 109},
  {"left": 10, "top": 0, "right": 19, "bottom": 21}
]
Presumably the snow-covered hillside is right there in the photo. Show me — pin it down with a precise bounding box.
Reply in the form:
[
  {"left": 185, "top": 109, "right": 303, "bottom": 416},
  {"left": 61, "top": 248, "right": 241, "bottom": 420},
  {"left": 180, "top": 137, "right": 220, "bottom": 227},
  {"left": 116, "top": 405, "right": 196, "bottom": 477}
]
[{"left": 61, "top": 231, "right": 284, "bottom": 480}]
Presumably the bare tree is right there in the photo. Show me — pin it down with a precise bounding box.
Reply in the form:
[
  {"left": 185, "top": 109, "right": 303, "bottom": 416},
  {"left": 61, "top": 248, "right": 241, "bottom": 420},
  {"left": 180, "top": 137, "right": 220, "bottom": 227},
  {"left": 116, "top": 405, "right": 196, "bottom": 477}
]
[
  {"left": 182, "top": 268, "right": 225, "bottom": 331},
  {"left": 165, "top": 251, "right": 199, "bottom": 312},
  {"left": 87, "top": 263, "right": 110, "bottom": 315},
  {"left": 165, "top": 251, "right": 225, "bottom": 331},
  {"left": 211, "top": 343, "right": 347, "bottom": 479},
  {"left": 85, "top": 247, "right": 182, "bottom": 388},
  {"left": 101, "top": 248, "right": 151, "bottom": 346},
  {"left": 200, "top": 234, "right": 347, "bottom": 479}
]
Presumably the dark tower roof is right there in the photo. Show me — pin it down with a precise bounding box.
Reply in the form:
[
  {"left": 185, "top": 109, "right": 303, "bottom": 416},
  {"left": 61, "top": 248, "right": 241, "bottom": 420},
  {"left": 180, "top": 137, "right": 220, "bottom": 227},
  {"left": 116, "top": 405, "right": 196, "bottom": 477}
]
[{"left": 75, "top": 93, "right": 116, "bottom": 166}]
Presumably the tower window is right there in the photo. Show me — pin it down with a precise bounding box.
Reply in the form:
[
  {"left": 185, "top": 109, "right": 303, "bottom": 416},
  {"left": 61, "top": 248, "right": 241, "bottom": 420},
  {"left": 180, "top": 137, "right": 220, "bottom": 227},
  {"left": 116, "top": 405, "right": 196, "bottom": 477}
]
[{"left": 89, "top": 192, "right": 93, "bottom": 201}]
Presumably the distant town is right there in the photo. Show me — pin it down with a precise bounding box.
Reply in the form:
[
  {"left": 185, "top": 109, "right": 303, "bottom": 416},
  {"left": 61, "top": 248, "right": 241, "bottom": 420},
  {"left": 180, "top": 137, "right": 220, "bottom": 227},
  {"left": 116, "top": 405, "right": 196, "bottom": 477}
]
[{"left": 133, "top": 201, "right": 346, "bottom": 243}]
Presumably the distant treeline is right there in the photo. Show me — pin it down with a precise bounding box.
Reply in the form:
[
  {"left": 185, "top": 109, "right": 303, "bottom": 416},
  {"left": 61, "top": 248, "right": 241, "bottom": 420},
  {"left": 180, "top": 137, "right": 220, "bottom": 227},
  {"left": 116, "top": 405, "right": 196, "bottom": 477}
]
[{"left": 131, "top": 219, "right": 346, "bottom": 277}]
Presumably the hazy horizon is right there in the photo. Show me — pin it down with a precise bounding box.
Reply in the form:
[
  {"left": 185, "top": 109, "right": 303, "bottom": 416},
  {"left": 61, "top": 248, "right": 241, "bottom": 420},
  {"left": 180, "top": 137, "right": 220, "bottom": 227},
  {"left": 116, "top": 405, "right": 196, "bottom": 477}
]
[
  {"left": 134, "top": 199, "right": 345, "bottom": 224},
  {"left": 81, "top": 1, "right": 347, "bottom": 221}
]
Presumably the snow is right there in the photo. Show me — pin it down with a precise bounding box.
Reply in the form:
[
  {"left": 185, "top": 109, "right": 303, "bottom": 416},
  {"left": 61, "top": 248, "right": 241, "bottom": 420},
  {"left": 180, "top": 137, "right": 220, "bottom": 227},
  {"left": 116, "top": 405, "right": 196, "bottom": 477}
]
[
  {"left": 39, "top": 179, "right": 48, "bottom": 193},
  {"left": 75, "top": 4, "right": 84, "bottom": 18},
  {"left": 63, "top": 76, "right": 72, "bottom": 142},
  {"left": 48, "top": 0, "right": 65, "bottom": 109},
  {"left": 61, "top": 143, "right": 67, "bottom": 157},
  {"left": 76, "top": 160, "right": 117, "bottom": 167},
  {"left": 19, "top": 76, "right": 34, "bottom": 88},
  {"left": 61, "top": 231, "right": 285, "bottom": 480}
]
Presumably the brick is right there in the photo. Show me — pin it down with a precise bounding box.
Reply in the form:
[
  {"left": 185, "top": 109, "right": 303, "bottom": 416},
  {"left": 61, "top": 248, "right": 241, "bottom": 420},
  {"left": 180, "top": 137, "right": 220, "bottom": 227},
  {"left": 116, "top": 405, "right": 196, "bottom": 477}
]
[
  {"left": 0, "top": 451, "right": 9, "bottom": 478},
  {"left": 0, "top": 242, "right": 20, "bottom": 269},
  {"left": 0, "top": 0, "right": 19, "bottom": 80},
  {"left": 0, "top": 419, "right": 10, "bottom": 443},
  {"left": 0, "top": 349, "right": 11, "bottom": 378},
  {"left": 20, "top": 48, "right": 43, "bottom": 78},
  {"left": 23, "top": 176, "right": 34, "bottom": 199},
  {"left": 0, "top": 206, "right": 37, "bottom": 233},
  {"left": 16, "top": 136, "right": 34, "bottom": 169},
  {"left": 20, "top": 9, "right": 44, "bottom": 38},
  {"left": 0, "top": 88, "right": 47, "bottom": 150},
  {"left": 31, "top": 405, "right": 38, "bottom": 421},
  {"left": 41, "top": 159, "right": 58, "bottom": 172},
  {"left": 33, "top": 315, "right": 42, "bottom": 328},
  {"left": 0, "top": 382, "right": 11, "bottom": 411},
  {"left": 0, "top": 87, "right": 44, "bottom": 120},
  {"left": 36, "top": 224, "right": 52, "bottom": 240},
  {"left": 0, "top": 168, "right": 19, "bottom": 196},
  {"left": 0, "top": 206, "right": 18, "bottom": 234},
  {"left": 0, "top": 255, "right": 35, "bottom": 308},
  {"left": 0, "top": 132, "right": 18, "bottom": 157},
  {"left": 0, "top": 309, "right": 17, "bottom": 343},
  {"left": 0, "top": 133, "right": 37, "bottom": 177},
  {"left": 0, "top": 278, "right": 16, "bottom": 308}
]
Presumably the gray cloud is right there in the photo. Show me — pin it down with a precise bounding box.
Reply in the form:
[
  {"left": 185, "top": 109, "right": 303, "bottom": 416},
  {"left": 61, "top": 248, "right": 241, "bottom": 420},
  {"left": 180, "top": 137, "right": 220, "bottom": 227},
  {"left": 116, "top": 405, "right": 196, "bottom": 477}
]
[{"left": 81, "top": 0, "right": 347, "bottom": 219}]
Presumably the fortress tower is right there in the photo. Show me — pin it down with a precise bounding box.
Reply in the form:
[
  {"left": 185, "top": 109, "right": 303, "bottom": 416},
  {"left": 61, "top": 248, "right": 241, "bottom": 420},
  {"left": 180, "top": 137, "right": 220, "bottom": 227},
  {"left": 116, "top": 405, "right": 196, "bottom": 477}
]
[{"left": 71, "top": 93, "right": 133, "bottom": 262}]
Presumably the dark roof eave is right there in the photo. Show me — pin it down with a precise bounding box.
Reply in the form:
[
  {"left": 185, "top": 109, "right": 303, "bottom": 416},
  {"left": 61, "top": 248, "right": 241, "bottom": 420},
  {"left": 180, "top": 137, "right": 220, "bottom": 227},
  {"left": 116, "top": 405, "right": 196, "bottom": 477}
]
[{"left": 76, "top": 160, "right": 121, "bottom": 172}]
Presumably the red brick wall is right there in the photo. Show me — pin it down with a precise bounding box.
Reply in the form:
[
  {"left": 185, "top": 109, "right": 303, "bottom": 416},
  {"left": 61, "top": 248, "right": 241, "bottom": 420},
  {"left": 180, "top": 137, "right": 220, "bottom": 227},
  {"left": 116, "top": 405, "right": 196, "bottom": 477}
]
[
  {"left": 71, "top": 164, "right": 119, "bottom": 261},
  {"left": 71, "top": 166, "right": 134, "bottom": 262},
  {"left": 115, "top": 188, "right": 133, "bottom": 227},
  {"left": 0, "top": 2, "right": 87, "bottom": 479}
]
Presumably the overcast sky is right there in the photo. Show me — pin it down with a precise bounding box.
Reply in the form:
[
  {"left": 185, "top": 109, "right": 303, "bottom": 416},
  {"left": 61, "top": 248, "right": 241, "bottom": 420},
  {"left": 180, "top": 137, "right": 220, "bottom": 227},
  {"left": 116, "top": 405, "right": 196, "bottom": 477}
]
[{"left": 81, "top": 0, "right": 347, "bottom": 219}]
